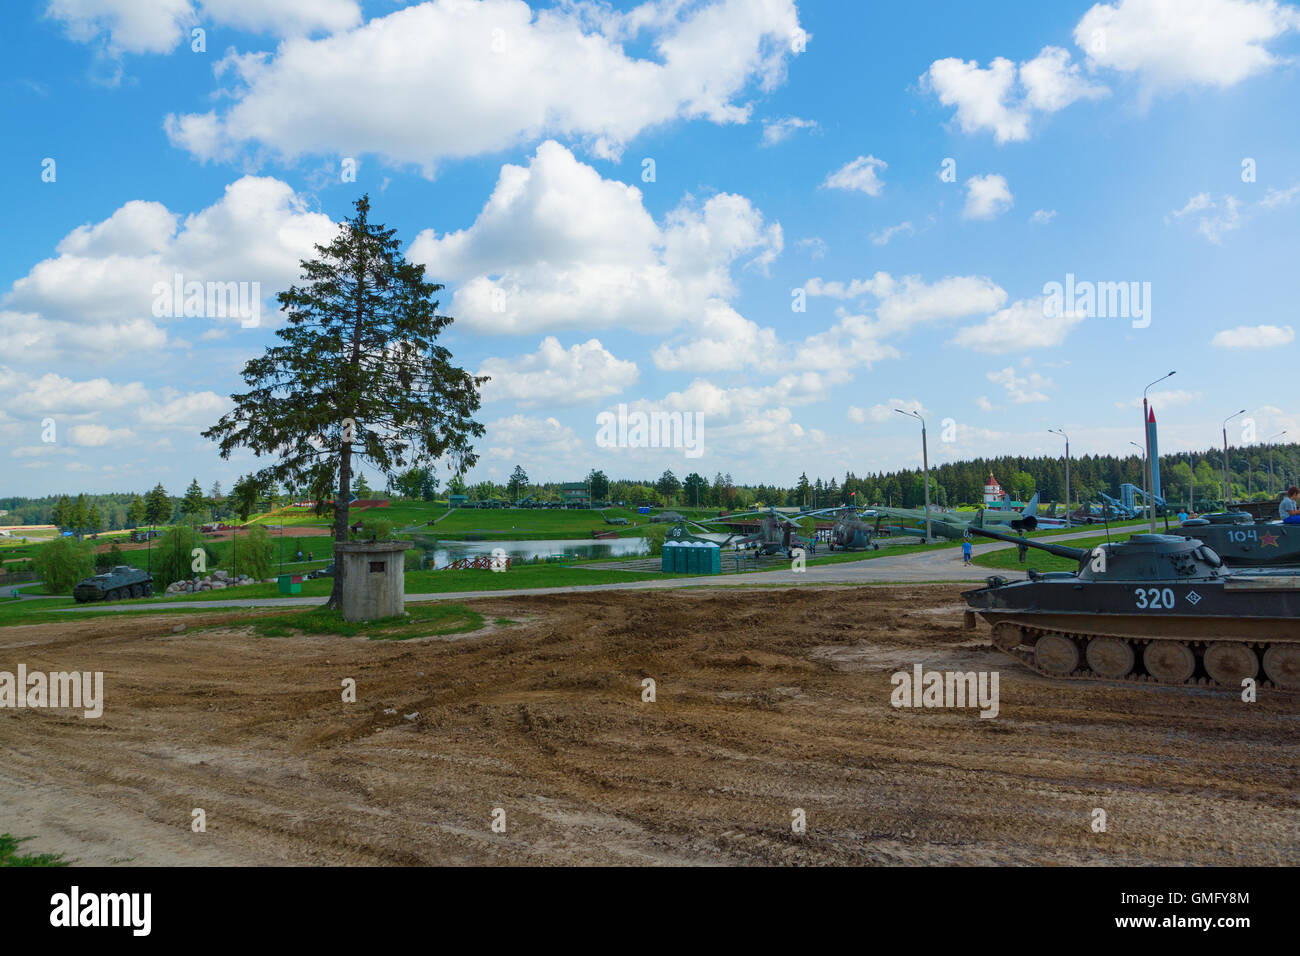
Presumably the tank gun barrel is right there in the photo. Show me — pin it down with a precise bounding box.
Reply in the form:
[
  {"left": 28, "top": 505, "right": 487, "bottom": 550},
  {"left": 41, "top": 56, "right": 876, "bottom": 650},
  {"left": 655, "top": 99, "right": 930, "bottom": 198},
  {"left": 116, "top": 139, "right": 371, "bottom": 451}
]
[{"left": 965, "top": 525, "right": 1089, "bottom": 563}]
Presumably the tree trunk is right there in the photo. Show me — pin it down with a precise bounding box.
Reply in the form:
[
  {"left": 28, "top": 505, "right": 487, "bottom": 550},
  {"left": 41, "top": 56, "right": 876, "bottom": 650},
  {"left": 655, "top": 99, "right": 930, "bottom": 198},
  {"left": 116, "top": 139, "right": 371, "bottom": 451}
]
[
  {"left": 328, "top": 227, "right": 368, "bottom": 610},
  {"left": 328, "top": 446, "right": 351, "bottom": 609}
]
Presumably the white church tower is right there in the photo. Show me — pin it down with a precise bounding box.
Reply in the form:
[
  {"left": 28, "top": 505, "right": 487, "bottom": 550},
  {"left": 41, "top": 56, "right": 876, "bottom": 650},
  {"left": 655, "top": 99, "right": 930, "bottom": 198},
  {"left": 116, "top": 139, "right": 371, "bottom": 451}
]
[{"left": 983, "top": 472, "right": 1007, "bottom": 509}]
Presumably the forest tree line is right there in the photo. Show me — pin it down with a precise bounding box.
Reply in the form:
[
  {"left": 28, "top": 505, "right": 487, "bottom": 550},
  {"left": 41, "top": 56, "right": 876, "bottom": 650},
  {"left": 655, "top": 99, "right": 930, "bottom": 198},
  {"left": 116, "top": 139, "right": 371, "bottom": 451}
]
[{"left": 3, "top": 442, "right": 1297, "bottom": 528}]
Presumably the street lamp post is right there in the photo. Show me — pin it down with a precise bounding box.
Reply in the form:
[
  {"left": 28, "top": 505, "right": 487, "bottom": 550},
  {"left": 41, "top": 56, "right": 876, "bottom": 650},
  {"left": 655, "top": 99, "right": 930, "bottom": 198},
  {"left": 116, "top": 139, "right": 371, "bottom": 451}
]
[
  {"left": 1143, "top": 371, "right": 1175, "bottom": 532},
  {"left": 895, "top": 408, "right": 932, "bottom": 544},
  {"left": 1129, "top": 441, "right": 1147, "bottom": 514},
  {"left": 1187, "top": 452, "right": 1194, "bottom": 514},
  {"left": 1267, "top": 431, "right": 1287, "bottom": 496},
  {"left": 1222, "top": 409, "right": 1246, "bottom": 509},
  {"left": 1049, "top": 428, "right": 1070, "bottom": 525}
]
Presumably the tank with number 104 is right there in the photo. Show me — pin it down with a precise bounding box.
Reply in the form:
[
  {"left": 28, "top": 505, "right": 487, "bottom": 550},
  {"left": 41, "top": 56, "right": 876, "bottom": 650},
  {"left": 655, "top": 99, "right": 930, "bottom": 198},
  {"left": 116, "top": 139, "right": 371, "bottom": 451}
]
[{"left": 961, "top": 526, "right": 1300, "bottom": 690}]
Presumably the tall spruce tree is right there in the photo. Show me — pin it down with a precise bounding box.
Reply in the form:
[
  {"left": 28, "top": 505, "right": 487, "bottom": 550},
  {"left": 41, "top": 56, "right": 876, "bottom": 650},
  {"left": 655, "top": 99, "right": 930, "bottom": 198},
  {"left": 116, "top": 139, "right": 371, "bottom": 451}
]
[
  {"left": 182, "top": 478, "right": 207, "bottom": 523},
  {"left": 203, "top": 196, "right": 486, "bottom": 608}
]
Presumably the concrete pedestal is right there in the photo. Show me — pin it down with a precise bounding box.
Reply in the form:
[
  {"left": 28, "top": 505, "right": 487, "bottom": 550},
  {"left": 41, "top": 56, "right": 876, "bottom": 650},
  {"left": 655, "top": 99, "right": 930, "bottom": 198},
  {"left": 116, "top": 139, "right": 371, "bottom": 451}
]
[{"left": 334, "top": 540, "right": 408, "bottom": 622}]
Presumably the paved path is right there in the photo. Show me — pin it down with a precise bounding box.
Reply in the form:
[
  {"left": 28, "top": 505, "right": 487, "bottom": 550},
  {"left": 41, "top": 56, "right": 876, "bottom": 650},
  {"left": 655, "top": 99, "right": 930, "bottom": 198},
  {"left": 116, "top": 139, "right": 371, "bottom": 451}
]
[
  {"left": 6, "top": 583, "right": 65, "bottom": 602},
  {"left": 45, "top": 526, "right": 1129, "bottom": 615}
]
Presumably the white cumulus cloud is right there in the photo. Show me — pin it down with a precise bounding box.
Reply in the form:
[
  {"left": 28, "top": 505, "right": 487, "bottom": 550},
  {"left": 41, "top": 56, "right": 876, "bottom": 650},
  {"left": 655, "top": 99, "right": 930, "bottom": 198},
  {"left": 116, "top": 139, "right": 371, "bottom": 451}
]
[
  {"left": 963, "top": 174, "right": 1014, "bottom": 220},
  {"left": 2, "top": 176, "right": 335, "bottom": 362},
  {"left": 410, "top": 141, "right": 782, "bottom": 354},
  {"left": 46, "top": 0, "right": 362, "bottom": 55},
  {"left": 922, "top": 46, "right": 1107, "bottom": 143},
  {"left": 164, "top": 0, "right": 803, "bottom": 170},
  {"left": 1210, "top": 324, "right": 1294, "bottom": 348},
  {"left": 821, "top": 155, "right": 887, "bottom": 195},
  {"left": 478, "top": 337, "right": 639, "bottom": 407},
  {"left": 952, "top": 298, "right": 1086, "bottom": 353},
  {"left": 1076, "top": 0, "right": 1300, "bottom": 94}
]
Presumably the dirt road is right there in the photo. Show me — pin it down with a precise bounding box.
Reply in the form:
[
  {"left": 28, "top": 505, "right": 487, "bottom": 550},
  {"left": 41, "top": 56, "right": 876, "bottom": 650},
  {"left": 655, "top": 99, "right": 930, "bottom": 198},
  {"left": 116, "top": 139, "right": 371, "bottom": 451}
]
[{"left": 2, "top": 586, "right": 1295, "bottom": 866}]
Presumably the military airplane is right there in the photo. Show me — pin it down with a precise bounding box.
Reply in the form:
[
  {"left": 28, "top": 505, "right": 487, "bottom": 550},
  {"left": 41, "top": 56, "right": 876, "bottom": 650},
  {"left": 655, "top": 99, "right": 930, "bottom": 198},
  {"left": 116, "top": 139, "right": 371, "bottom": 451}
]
[{"left": 872, "top": 493, "right": 1065, "bottom": 541}]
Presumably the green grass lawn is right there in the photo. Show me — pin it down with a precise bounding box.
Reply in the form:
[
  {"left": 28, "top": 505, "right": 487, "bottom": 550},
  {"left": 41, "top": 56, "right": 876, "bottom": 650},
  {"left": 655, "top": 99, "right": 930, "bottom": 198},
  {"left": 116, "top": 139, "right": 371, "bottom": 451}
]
[
  {"left": 0, "top": 562, "right": 700, "bottom": 626},
  {"left": 251, "top": 603, "right": 483, "bottom": 640},
  {"left": 970, "top": 530, "right": 1147, "bottom": 572},
  {"left": 248, "top": 502, "right": 664, "bottom": 539}
]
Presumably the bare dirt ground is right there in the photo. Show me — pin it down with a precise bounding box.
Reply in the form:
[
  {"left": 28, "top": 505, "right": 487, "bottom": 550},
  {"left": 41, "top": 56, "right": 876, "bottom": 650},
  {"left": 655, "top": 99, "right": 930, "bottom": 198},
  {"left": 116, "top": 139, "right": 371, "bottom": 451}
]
[{"left": 1, "top": 585, "right": 1295, "bottom": 866}]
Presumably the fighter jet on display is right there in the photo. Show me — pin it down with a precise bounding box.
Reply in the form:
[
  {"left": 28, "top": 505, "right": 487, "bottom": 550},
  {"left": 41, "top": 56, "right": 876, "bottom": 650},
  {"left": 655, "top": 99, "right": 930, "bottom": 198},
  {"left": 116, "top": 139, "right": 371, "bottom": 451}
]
[{"left": 872, "top": 493, "right": 1066, "bottom": 541}]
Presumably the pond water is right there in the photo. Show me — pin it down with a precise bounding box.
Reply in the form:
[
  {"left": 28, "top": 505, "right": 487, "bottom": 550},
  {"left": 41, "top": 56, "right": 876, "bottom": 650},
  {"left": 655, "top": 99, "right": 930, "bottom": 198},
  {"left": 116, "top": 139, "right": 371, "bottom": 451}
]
[{"left": 420, "top": 537, "right": 651, "bottom": 567}]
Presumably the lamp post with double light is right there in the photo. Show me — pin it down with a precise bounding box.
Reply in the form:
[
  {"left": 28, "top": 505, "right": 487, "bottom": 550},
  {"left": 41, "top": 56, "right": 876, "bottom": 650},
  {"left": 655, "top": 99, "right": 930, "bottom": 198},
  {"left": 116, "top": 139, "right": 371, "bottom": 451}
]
[
  {"left": 895, "top": 408, "right": 932, "bottom": 544},
  {"left": 1049, "top": 428, "right": 1070, "bottom": 525},
  {"left": 1222, "top": 409, "right": 1246, "bottom": 508}
]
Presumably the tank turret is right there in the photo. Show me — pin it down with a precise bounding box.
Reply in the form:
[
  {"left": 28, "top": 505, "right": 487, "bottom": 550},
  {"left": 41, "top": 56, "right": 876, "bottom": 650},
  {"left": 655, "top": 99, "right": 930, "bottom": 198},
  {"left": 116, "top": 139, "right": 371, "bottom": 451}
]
[{"left": 1171, "top": 514, "right": 1300, "bottom": 568}]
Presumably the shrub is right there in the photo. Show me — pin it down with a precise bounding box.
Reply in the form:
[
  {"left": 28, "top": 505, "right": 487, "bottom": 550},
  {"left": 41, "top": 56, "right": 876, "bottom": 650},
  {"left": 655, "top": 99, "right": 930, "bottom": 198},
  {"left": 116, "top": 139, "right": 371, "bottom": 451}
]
[
  {"left": 95, "top": 543, "right": 126, "bottom": 571},
  {"left": 32, "top": 537, "right": 95, "bottom": 593},
  {"left": 152, "top": 526, "right": 217, "bottom": 584},
  {"left": 235, "top": 525, "right": 274, "bottom": 581},
  {"left": 350, "top": 517, "right": 394, "bottom": 542}
]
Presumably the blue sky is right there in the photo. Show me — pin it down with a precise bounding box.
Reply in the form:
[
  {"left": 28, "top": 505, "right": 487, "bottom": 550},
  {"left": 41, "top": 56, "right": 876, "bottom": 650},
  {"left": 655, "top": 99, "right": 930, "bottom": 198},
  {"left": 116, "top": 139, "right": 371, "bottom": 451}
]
[{"left": 3, "top": 0, "right": 1299, "bottom": 497}]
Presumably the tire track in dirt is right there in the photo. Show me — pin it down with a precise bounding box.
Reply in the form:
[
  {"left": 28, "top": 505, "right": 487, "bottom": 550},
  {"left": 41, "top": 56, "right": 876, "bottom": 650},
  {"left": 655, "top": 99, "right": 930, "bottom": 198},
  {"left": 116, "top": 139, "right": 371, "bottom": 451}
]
[{"left": 1, "top": 586, "right": 1295, "bottom": 865}]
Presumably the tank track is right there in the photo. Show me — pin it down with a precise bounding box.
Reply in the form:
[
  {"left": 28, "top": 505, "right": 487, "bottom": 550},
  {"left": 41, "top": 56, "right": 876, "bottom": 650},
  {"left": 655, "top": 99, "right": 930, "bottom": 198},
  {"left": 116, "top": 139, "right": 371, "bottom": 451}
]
[{"left": 1001, "top": 624, "right": 1296, "bottom": 690}]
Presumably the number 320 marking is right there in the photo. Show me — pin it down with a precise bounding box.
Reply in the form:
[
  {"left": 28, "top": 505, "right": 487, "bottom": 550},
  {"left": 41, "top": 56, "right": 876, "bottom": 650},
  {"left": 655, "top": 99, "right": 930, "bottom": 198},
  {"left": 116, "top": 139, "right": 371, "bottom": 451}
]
[{"left": 1135, "top": 587, "right": 1175, "bottom": 609}]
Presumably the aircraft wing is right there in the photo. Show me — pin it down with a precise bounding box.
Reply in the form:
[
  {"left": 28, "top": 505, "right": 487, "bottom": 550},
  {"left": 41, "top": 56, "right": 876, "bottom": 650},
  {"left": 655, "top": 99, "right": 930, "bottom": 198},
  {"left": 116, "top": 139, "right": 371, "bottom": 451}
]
[
  {"left": 871, "top": 508, "right": 969, "bottom": 540},
  {"left": 870, "top": 506, "right": 928, "bottom": 523}
]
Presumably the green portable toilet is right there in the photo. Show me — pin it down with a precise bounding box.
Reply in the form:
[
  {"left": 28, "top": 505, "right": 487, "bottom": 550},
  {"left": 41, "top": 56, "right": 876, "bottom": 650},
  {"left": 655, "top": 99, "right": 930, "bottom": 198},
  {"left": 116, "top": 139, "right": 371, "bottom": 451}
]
[
  {"left": 277, "top": 573, "right": 302, "bottom": 594},
  {"left": 677, "top": 542, "right": 691, "bottom": 573},
  {"left": 705, "top": 542, "right": 721, "bottom": 574},
  {"left": 661, "top": 541, "right": 676, "bottom": 573},
  {"left": 685, "top": 541, "right": 699, "bottom": 574}
]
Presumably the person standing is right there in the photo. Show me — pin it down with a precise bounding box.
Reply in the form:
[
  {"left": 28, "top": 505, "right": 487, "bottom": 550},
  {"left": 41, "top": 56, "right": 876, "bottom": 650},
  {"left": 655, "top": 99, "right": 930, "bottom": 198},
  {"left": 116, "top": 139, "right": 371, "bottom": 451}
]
[{"left": 962, "top": 537, "right": 973, "bottom": 566}]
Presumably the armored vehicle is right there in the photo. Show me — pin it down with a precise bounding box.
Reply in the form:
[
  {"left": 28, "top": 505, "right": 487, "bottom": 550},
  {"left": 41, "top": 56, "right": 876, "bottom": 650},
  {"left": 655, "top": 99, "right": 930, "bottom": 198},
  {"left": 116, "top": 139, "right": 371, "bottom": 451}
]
[
  {"left": 961, "top": 526, "right": 1300, "bottom": 689},
  {"left": 72, "top": 565, "right": 154, "bottom": 603},
  {"left": 1172, "top": 511, "right": 1300, "bottom": 567}
]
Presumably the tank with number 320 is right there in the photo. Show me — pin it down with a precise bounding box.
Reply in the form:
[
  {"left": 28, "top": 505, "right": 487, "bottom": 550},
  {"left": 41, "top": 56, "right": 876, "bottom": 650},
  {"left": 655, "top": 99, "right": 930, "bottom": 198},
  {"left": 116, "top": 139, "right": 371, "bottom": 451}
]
[{"left": 961, "top": 527, "right": 1300, "bottom": 690}]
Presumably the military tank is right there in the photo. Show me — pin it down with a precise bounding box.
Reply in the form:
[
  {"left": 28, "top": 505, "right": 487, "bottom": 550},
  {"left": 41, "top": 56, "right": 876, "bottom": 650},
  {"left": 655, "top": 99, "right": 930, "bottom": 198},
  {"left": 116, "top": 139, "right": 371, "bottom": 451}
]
[
  {"left": 72, "top": 565, "right": 154, "bottom": 603},
  {"left": 961, "top": 526, "right": 1300, "bottom": 689},
  {"left": 1171, "top": 511, "right": 1300, "bottom": 567}
]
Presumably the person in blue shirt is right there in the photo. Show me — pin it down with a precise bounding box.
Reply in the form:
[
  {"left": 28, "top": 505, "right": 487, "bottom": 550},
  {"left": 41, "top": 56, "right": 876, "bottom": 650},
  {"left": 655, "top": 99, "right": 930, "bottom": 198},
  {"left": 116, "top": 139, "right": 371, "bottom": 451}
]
[
  {"left": 1281, "top": 486, "right": 1300, "bottom": 523},
  {"left": 962, "top": 537, "right": 973, "bottom": 566}
]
